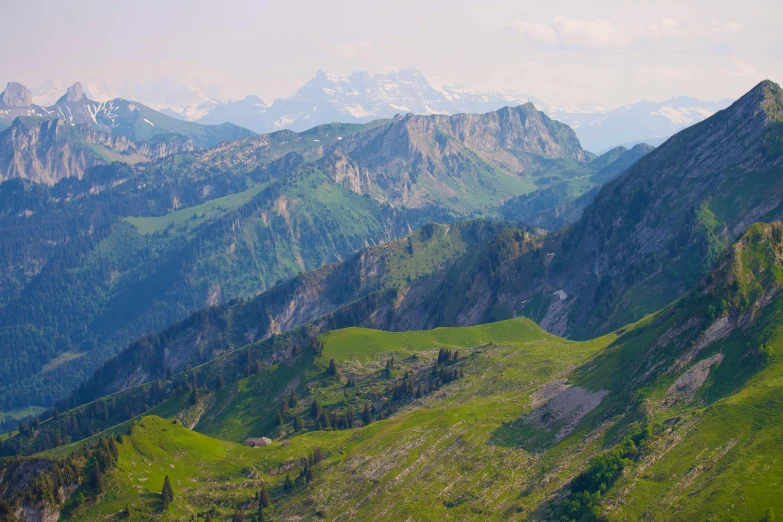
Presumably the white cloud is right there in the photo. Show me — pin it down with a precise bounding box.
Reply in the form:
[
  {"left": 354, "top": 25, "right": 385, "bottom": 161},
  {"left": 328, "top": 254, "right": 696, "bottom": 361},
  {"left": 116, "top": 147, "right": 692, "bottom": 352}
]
[
  {"left": 509, "top": 16, "right": 742, "bottom": 52},
  {"left": 510, "top": 16, "right": 631, "bottom": 50},
  {"left": 711, "top": 21, "right": 741, "bottom": 33}
]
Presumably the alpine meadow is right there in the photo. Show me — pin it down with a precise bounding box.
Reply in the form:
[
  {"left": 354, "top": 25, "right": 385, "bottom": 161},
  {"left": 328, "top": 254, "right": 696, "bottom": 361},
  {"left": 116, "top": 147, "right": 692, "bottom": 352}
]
[{"left": 1, "top": 2, "right": 782, "bottom": 521}]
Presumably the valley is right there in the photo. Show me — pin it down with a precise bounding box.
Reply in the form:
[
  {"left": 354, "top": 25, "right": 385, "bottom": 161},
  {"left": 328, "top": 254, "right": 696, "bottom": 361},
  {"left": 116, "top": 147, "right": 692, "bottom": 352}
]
[
  {"left": 11, "top": 220, "right": 783, "bottom": 520},
  {"left": 0, "top": 60, "right": 781, "bottom": 521}
]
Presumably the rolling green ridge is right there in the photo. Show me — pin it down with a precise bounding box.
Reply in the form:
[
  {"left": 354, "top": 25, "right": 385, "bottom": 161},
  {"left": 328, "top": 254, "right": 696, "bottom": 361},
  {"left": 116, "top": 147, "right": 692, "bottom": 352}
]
[{"left": 35, "top": 223, "right": 783, "bottom": 521}]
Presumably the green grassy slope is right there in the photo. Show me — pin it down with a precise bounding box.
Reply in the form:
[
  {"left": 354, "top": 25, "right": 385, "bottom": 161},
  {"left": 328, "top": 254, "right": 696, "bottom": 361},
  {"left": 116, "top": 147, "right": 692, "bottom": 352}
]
[
  {"left": 125, "top": 182, "right": 270, "bottom": 235},
  {"left": 45, "top": 222, "right": 783, "bottom": 521},
  {"left": 64, "top": 416, "right": 345, "bottom": 521},
  {"left": 65, "top": 317, "right": 614, "bottom": 520}
]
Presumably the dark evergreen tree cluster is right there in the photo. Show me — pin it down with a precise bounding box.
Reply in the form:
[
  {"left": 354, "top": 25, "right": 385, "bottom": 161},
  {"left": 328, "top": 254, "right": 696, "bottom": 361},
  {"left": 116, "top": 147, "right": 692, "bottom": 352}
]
[
  {"left": 555, "top": 425, "right": 655, "bottom": 521},
  {"left": 2, "top": 329, "right": 316, "bottom": 457},
  {"left": 0, "top": 432, "right": 122, "bottom": 515},
  {"left": 437, "top": 348, "right": 459, "bottom": 363}
]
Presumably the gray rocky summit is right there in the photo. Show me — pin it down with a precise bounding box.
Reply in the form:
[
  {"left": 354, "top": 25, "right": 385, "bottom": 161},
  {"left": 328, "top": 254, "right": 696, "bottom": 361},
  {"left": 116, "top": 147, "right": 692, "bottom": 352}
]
[
  {"left": 56, "top": 82, "right": 86, "bottom": 104},
  {"left": 0, "top": 82, "right": 33, "bottom": 109}
]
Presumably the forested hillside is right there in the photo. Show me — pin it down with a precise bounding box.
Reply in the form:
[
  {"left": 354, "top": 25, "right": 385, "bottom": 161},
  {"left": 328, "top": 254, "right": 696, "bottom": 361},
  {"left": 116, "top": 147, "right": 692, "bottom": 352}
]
[
  {"left": 0, "top": 101, "right": 641, "bottom": 416},
  {"left": 5, "top": 221, "right": 783, "bottom": 520}
]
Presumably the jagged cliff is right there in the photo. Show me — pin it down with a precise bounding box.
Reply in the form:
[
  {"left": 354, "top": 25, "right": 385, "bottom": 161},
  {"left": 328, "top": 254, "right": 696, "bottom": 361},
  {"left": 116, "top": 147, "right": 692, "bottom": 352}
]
[
  {"left": 0, "top": 118, "right": 194, "bottom": 184},
  {"left": 317, "top": 105, "right": 589, "bottom": 210}
]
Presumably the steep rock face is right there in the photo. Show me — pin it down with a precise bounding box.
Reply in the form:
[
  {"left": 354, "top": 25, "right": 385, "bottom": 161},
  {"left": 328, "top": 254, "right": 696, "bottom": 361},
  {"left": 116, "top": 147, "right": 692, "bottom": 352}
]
[
  {"left": 135, "top": 136, "right": 195, "bottom": 159},
  {"left": 0, "top": 82, "right": 33, "bottom": 109},
  {"left": 0, "top": 457, "right": 80, "bottom": 522},
  {"left": 196, "top": 103, "right": 592, "bottom": 214},
  {"left": 0, "top": 118, "right": 196, "bottom": 184},
  {"left": 547, "top": 80, "right": 783, "bottom": 337},
  {"left": 55, "top": 82, "right": 85, "bottom": 104},
  {"left": 0, "top": 119, "right": 117, "bottom": 184},
  {"left": 0, "top": 81, "right": 254, "bottom": 181},
  {"left": 319, "top": 104, "right": 588, "bottom": 210},
  {"left": 318, "top": 147, "right": 372, "bottom": 194}
]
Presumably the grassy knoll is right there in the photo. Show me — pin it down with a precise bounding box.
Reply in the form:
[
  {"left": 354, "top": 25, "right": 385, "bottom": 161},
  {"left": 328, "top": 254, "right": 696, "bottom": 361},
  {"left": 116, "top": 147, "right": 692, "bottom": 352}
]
[
  {"left": 126, "top": 182, "right": 269, "bottom": 235},
  {"left": 78, "top": 317, "right": 616, "bottom": 520}
]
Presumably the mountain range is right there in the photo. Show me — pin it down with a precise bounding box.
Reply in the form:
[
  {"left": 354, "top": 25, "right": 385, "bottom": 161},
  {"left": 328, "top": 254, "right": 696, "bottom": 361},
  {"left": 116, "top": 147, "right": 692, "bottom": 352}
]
[
  {"left": 193, "top": 69, "right": 733, "bottom": 153},
  {"left": 0, "top": 97, "right": 654, "bottom": 415},
  {"left": 0, "top": 77, "right": 781, "bottom": 522},
  {"left": 18, "top": 69, "right": 733, "bottom": 152},
  {"left": 0, "top": 81, "right": 253, "bottom": 184},
  {"left": 52, "top": 80, "right": 780, "bottom": 412}
]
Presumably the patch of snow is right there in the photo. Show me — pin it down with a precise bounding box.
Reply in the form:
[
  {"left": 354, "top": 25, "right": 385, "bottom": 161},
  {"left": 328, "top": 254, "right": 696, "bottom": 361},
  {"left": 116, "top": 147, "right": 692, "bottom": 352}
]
[
  {"left": 554, "top": 289, "right": 567, "bottom": 300},
  {"left": 650, "top": 106, "right": 713, "bottom": 127},
  {"left": 143, "top": 118, "right": 155, "bottom": 126},
  {"left": 274, "top": 116, "right": 297, "bottom": 129},
  {"left": 389, "top": 104, "right": 412, "bottom": 112},
  {"left": 342, "top": 104, "right": 371, "bottom": 118}
]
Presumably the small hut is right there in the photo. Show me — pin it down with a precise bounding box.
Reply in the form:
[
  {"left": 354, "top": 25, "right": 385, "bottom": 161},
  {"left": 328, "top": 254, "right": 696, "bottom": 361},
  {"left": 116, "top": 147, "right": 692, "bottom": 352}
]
[{"left": 244, "top": 437, "right": 272, "bottom": 447}]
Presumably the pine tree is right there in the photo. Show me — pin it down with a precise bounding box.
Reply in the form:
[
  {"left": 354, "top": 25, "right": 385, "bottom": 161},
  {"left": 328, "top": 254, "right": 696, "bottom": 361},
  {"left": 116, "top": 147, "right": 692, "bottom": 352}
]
[
  {"left": 363, "top": 403, "right": 372, "bottom": 425},
  {"left": 257, "top": 504, "right": 265, "bottom": 521},
  {"left": 91, "top": 464, "right": 103, "bottom": 493},
  {"left": 217, "top": 375, "right": 225, "bottom": 389},
  {"left": 161, "top": 475, "right": 174, "bottom": 510},
  {"left": 310, "top": 399, "right": 321, "bottom": 418},
  {"left": 259, "top": 485, "right": 271, "bottom": 508},
  {"left": 294, "top": 416, "right": 304, "bottom": 430},
  {"left": 327, "top": 358, "right": 337, "bottom": 376},
  {"left": 109, "top": 437, "right": 119, "bottom": 458},
  {"left": 290, "top": 390, "right": 298, "bottom": 405},
  {"left": 346, "top": 405, "right": 354, "bottom": 428},
  {"left": 313, "top": 447, "right": 324, "bottom": 464},
  {"left": 284, "top": 473, "right": 294, "bottom": 491}
]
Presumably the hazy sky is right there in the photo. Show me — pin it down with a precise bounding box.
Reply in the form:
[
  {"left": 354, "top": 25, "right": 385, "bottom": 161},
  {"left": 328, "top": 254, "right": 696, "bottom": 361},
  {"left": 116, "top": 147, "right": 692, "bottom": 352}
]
[{"left": 1, "top": 0, "right": 780, "bottom": 107}]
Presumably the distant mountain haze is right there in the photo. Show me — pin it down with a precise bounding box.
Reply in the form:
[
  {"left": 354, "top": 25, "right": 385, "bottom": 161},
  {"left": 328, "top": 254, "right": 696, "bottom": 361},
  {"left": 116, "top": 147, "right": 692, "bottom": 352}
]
[{"left": 13, "top": 68, "right": 732, "bottom": 152}]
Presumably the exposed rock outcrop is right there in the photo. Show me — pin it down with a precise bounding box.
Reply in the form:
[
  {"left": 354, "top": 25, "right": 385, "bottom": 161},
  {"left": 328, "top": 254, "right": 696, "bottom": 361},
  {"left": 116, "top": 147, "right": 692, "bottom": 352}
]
[
  {"left": 0, "top": 118, "right": 195, "bottom": 184},
  {"left": 55, "top": 82, "right": 86, "bottom": 104},
  {"left": 0, "top": 82, "right": 32, "bottom": 109}
]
